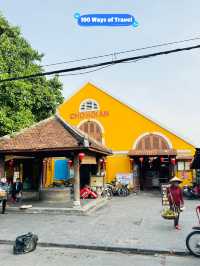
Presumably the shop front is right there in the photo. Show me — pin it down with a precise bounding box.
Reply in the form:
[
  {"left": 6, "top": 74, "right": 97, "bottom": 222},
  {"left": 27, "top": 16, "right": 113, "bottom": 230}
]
[{"left": 129, "top": 155, "right": 177, "bottom": 190}]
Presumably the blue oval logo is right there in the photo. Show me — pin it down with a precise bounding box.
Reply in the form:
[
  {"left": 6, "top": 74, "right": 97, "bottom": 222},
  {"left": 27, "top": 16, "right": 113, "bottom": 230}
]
[{"left": 74, "top": 13, "right": 139, "bottom": 28}]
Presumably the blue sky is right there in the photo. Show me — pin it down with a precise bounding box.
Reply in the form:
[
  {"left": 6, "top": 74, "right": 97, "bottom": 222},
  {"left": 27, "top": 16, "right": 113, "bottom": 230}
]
[{"left": 1, "top": 0, "right": 200, "bottom": 146}]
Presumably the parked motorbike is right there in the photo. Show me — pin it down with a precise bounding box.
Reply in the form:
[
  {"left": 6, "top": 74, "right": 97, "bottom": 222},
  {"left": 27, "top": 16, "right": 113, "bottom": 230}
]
[
  {"left": 80, "top": 186, "right": 97, "bottom": 199},
  {"left": 183, "top": 184, "right": 200, "bottom": 199},
  {"left": 106, "top": 182, "right": 130, "bottom": 197},
  {"left": 100, "top": 185, "right": 113, "bottom": 199},
  {"left": 186, "top": 206, "right": 200, "bottom": 257}
]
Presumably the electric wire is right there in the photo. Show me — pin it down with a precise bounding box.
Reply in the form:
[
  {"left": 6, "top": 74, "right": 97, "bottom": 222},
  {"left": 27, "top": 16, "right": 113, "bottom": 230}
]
[
  {"left": 42, "top": 36, "right": 200, "bottom": 67},
  {"left": 1, "top": 35, "right": 200, "bottom": 76},
  {"left": 0, "top": 43, "right": 200, "bottom": 83}
]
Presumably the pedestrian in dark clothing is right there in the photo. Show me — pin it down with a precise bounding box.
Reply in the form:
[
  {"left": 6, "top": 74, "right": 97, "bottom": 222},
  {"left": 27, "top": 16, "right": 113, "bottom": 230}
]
[
  {"left": 167, "top": 176, "right": 184, "bottom": 230},
  {"left": 12, "top": 178, "right": 23, "bottom": 202}
]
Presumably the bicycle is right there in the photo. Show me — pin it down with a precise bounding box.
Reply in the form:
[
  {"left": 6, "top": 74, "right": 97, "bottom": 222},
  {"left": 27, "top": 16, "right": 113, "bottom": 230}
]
[{"left": 186, "top": 205, "right": 200, "bottom": 257}]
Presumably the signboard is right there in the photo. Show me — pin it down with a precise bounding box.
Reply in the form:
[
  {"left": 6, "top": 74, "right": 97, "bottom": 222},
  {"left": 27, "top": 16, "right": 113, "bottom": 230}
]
[
  {"left": 90, "top": 176, "right": 104, "bottom": 187},
  {"left": 116, "top": 173, "right": 133, "bottom": 185},
  {"left": 81, "top": 156, "right": 97, "bottom": 165},
  {"left": 161, "top": 184, "right": 170, "bottom": 206}
]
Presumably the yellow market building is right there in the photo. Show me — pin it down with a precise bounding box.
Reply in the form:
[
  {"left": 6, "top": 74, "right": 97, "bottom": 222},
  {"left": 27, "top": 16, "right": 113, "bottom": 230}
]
[{"left": 57, "top": 82, "right": 195, "bottom": 190}]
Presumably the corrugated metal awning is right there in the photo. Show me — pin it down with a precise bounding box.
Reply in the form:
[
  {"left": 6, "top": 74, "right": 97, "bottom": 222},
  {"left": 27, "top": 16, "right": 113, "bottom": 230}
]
[{"left": 128, "top": 149, "right": 177, "bottom": 156}]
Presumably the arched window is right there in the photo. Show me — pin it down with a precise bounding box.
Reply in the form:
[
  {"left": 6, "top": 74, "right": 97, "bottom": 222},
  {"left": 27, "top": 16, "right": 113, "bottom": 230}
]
[
  {"left": 79, "top": 99, "right": 99, "bottom": 112},
  {"left": 79, "top": 121, "right": 102, "bottom": 143},
  {"left": 135, "top": 134, "right": 170, "bottom": 150}
]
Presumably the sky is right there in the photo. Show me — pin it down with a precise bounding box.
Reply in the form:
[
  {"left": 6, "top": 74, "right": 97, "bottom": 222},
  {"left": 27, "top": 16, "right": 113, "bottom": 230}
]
[{"left": 1, "top": 0, "right": 200, "bottom": 146}]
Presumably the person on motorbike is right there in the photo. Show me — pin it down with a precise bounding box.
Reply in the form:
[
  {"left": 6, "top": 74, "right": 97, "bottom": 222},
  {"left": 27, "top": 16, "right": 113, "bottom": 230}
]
[{"left": 167, "top": 176, "right": 184, "bottom": 230}]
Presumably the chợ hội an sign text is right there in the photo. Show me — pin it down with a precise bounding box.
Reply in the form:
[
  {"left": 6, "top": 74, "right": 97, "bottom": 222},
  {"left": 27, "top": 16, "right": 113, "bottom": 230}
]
[{"left": 69, "top": 111, "right": 109, "bottom": 120}]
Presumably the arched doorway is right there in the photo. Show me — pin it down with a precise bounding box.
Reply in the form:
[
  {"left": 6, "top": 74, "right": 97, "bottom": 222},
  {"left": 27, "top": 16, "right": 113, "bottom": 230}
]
[
  {"left": 130, "top": 133, "right": 176, "bottom": 190},
  {"left": 79, "top": 120, "right": 103, "bottom": 143}
]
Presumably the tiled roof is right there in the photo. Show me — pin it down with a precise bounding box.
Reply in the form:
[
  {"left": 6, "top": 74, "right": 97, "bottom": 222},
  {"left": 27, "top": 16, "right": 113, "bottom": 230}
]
[{"left": 0, "top": 115, "right": 112, "bottom": 155}]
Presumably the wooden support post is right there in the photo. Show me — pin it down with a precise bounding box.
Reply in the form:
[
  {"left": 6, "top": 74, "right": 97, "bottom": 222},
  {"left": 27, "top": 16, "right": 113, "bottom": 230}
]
[
  {"left": 73, "top": 155, "right": 81, "bottom": 208},
  {"left": 0, "top": 155, "right": 5, "bottom": 178}
]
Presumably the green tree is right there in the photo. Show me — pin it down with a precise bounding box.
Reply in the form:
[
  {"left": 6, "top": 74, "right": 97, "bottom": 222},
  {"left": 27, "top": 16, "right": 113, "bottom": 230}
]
[{"left": 0, "top": 13, "right": 64, "bottom": 136}]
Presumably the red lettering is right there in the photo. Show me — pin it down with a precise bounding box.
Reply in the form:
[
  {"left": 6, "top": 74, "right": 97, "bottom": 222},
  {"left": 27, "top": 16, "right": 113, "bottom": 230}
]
[
  {"left": 70, "top": 110, "right": 109, "bottom": 120},
  {"left": 80, "top": 113, "right": 85, "bottom": 118},
  {"left": 70, "top": 113, "right": 76, "bottom": 119}
]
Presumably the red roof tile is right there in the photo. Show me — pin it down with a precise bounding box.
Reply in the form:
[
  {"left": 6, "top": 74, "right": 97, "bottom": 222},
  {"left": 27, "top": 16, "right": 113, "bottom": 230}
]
[{"left": 0, "top": 116, "right": 112, "bottom": 155}]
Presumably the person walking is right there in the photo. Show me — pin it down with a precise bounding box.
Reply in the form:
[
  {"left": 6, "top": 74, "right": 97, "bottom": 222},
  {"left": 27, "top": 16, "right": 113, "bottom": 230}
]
[
  {"left": 167, "top": 176, "right": 184, "bottom": 230},
  {"left": 12, "top": 178, "right": 23, "bottom": 203}
]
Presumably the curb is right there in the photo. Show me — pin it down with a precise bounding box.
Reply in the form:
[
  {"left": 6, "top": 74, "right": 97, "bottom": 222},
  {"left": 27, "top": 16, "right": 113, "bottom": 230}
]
[
  {"left": 0, "top": 240, "right": 190, "bottom": 257},
  {"left": 5, "top": 199, "right": 108, "bottom": 215}
]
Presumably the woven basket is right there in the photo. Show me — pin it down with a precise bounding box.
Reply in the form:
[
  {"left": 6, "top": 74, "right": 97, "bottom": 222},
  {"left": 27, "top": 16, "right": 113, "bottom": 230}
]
[
  {"left": 161, "top": 209, "right": 178, "bottom": 220},
  {"left": 161, "top": 213, "right": 177, "bottom": 220}
]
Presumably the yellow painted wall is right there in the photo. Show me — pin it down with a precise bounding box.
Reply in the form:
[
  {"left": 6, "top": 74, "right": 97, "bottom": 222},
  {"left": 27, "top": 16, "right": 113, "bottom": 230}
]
[
  {"left": 58, "top": 82, "right": 195, "bottom": 184},
  {"left": 106, "top": 155, "right": 131, "bottom": 182},
  {"left": 177, "top": 171, "right": 193, "bottom": 188}
]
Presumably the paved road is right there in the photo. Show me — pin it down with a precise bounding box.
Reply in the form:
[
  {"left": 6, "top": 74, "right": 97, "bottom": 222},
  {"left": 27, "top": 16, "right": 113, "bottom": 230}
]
[
  {"left": 0, "top": 193, "right": 199, "bottom": 252},
  {"left": 0, "top": 245, "right": 199, "bottom": 266}
]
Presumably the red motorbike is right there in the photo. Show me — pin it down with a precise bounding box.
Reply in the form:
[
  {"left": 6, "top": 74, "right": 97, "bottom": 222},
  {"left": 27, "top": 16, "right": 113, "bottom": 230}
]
[{"left": 80, "top": 186, "right": 97, "bottom": 199}]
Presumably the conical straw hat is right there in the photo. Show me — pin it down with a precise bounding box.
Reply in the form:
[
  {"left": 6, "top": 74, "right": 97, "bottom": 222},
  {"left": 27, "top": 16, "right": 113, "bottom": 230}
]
[{"left": 169, "top": 176, "right": 182, "bottom": 183}]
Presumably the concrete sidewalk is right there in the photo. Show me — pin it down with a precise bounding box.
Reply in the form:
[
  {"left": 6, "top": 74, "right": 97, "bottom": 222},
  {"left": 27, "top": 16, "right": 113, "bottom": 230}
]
[
  {"left": 0, "top": 193, "right": 199, "bottom": 253},
  {"left": 5, "top": 198, "right": 108, "bottom": 215}
]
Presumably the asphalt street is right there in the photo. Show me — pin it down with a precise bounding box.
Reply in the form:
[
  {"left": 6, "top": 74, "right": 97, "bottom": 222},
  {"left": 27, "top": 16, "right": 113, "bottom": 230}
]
[{"left": 0, "top": 245, "right": 199, "bottom": 266}]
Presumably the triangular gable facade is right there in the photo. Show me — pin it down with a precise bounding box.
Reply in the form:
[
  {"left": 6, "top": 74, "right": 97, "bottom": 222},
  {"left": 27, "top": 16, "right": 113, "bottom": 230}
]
[{"left": 58, "top": 82, "right": 195, "bottom": 185}]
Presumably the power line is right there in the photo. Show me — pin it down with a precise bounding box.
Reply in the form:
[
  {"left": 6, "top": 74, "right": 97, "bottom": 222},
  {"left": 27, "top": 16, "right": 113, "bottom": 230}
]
[
  {"left": 58, "top": 65, "right": 113, "bottom": 77},
  {"left": 1, "top": 36, "right": 200, "bottom": 76},
  {"left": 0, "top": 43, "right": 200, "bottom": 83},
  {"left": 41, "top": 36, "right": 200, "bottom": 67},
  {"left": 58, "top": 58, "right": 143, "bottom": 77},
  {"left": 1, "top": 35, "right": 200, "bottom": 74}
]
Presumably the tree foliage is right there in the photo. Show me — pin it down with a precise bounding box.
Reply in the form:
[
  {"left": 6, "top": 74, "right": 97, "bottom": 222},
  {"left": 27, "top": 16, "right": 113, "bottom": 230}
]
[{"left": 0, "top": 14, "right": 64, "bottom": 136}]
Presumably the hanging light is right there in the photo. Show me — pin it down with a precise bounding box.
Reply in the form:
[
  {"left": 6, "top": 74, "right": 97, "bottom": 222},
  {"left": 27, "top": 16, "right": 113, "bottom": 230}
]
[
  {"left": 160, "top": 156, "right": 164, "bottom": 163},
  {"left": 8, "top": 160, "right": 14, "bottom": 167},
  {"left": 171, "top": 158, "right": 176, "bottom": 165},
  {"left": 99, "top": 158, "right": 105, "bottom": 166},
  {"left": 139, "top": 157, "right": 144, "bottom": 163},
  {"left": 68, "top": 159, "right": 73, "bottom": 168},
  {"left": 78, "top": 152, "right": 85, "bottom": 162}
]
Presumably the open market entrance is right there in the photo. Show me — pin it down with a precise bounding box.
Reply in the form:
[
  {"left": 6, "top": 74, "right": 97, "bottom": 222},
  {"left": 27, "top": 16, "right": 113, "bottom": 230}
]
[
  {"left": 132, "top": 156, "right": 175, "bottom": 190},
  {"left": 129, "top": 133, "right": 177, "bottom": 190}
]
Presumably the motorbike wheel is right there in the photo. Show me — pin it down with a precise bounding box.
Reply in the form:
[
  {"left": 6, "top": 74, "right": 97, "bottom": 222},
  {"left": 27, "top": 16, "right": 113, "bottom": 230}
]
[
  {"left": 105, "top": 189, "right": 113, "bottom": 200},
  {"left": 186, "top": 231, "right": 200, "bottom": 257},
  {"left": 117, "top": 188, "right": 123, "bottom": 197}
]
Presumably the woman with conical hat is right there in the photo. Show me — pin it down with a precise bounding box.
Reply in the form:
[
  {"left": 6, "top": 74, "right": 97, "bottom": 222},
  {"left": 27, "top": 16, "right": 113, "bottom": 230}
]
[{"left": 167, "top": 176, "right": 184, "bottom": 230}]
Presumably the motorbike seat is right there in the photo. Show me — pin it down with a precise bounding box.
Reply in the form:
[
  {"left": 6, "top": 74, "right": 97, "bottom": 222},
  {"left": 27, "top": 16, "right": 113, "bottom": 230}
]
[{"left": 192, "top": 226, "right": 200, "bottom": 230}]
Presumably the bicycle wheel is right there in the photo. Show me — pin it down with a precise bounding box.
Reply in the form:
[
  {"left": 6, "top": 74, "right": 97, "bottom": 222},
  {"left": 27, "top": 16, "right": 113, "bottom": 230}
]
[{"left": 186, "top": 231, "right": 200, "bottom": 257}]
